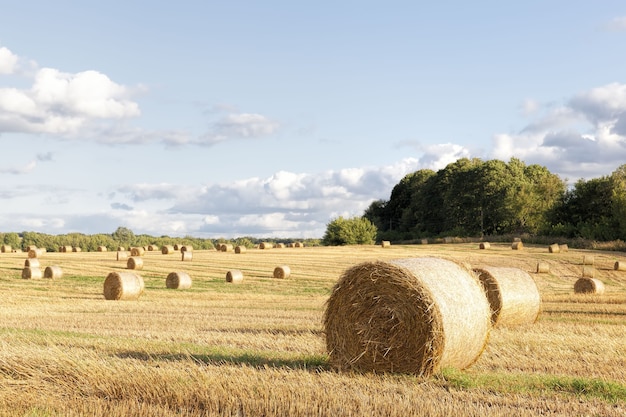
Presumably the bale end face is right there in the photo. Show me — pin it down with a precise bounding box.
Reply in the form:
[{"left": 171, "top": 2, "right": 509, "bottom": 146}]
[{"left": 574, "top": 277, "right": 605, "bottom": 295}]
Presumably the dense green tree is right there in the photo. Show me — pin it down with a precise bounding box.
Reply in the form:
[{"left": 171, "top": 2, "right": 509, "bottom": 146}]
[{"left": 322, "top": 216, "right": 377, "bottom": 246}]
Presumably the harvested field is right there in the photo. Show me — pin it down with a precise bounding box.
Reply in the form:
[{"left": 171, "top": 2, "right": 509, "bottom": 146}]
[{"left": 0, "top": 242, "right": 624, "bottom": 416}]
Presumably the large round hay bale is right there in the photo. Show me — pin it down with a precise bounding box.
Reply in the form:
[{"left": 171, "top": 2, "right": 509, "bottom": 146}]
[
  {"left": 381, "top": 241, "right": 391, "bottom": 248},
  {"left": 0, "top": 244, "right": 11, "bottom": 253},
  {"left": 473, "top": 266, "right": 541, "bottom": 327},
  {"left": 226, "top": 270, "right": 244, "bottom": 283},
  {"left": 103, "top": 272, "right": 144, "bottom": 300},
  {"left": 130, "top": 247, "right": 145, "bottom": 257},
  {"left": 24, "top": 258, "right": 40, "bottom": 268},
  {"left": 559, "top": 244, "right": 569, "bottom": 252},
  {"left": 161, "top": 245, "right": 175, "bottom": 255},
  {"left": 22, "top": 267, "right": 42, "bottom": 279},
  {"left": 166, "top": 271, "right": 192, "bottom": 289},
  {"left": 221, "top": 244, "right": 233, "bottom": 252},
  {"left": 536, "top": 262, "right": 550, "bottom": 274},
  {"left": 273, "top": 265, "right": 291, "bottom": 279},
  {"left": 180, "top": 245, "right": 193, "bottom": 252},
  {"left": 324, "top": 257, "right": 491, "bottom": 376},
  {"left": 235, "top": 245, "right": 247, "bottom": 254},
  {"left": 27, "top": 248, "right": 44, "bottom": 258},
  {"left": 259, "top": 242, "right": 273, "bottom": 250},
  {"left": 511, "top": 241, "right": 523, "bottom": 250},
  {"left": 148, "top": 244, "right": 159, "bottom": 251},
  {"left": 548, "top": 244, "right": 560, "bottom": 253},
  {"left": 574, "top": 277, "right": 605, "bottom": 295},
  {"left": 97, "top": 246, "right": 108, "bottom": 252},
  {"left": 44, "top": 265, "right": 63, "bottom": 279},
  {"left": 72, "top": 247, "right": 82, "bottom": 253},
  {"left": 582, "top": 255, "right": 594, "bottom": 265},
  {"left": 479, "top": 242, "right": 490, "bottom": 250},
  {"left": 582, "top": 266, "right": 595, "bottom": 278},
  {"left": 117, "top": 251, "right": 129, "bottom": 261},
  {"left": 117, "top": 246, "right": 125, "bottom": 252},
  {"left": 294, "top": 242, "right": 304, "bottom": 248},
  {"left": 25, "top": 245, "right": 37, "bottom": 252},
  {"left": 181, "top": 251, "right": 193, "bottom": 261},
  {"left": 127, "top": 256, "right": 144, "bottom": 270},
  {"left": 614, "top": 261, "right": 626, "bottom": 271}
]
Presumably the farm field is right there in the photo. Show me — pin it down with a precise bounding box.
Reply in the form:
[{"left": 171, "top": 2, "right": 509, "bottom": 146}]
[{"left": 0, "top": 243, "right": 624, "bottom": 416}]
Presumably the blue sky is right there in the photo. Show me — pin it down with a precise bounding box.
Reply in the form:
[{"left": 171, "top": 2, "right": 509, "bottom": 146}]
[{"left": 2, "top": 1, "right": 626, "bottom": 239}]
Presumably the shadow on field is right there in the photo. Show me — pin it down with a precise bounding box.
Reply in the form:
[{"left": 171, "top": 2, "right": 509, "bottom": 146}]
[{"left": 114, "top": 350, "right": 331, "bottom": 372}]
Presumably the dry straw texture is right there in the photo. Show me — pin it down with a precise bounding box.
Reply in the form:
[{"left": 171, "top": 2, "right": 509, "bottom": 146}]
[
  {"left": 548, "top": 243, "right": 560, "bottom": 253},
  {"left": 259, "top": 242, "right": 273, "bottom": 249},
  {"left": 294, "top": 242, "right": 304, "bottom": 247},
  {"left": 117, "top": 246, "right": 125, "bottom": 252},
  {"left": 226, "top": 269, "right": 244, "bottom": 283},
  {"left": 221, "top": 244, "right": 234, "bottom": 252},
  {"left": 127, "top": 256, "right": 144, "bottom": 270},
  {"left": 273, "top": 265, "right": 291, "bottom": 279},
  {"left": 103, "top": 271, "right": 145, "bottom": 300},
  {"left": 181, "top": 251, "right": 193, "bottom": 261},
  {"left": 161, "top": 245, "right": 175, "bottom": 254},
  {"left": 235, "top": 245, "right": 247, "bottom": 254},
  {"left": 43, "top": 265, "right": 63, "bottom": 279},
  {"left": 574, "top": 277, "right": 605, "bottom": 295},
  {"left": 0, "top": 244, "right": 10, "bottom": 253},
  {"left": 536, "top": 262, "right": 550, "bottom": 274},
  {"left": 97, "top": 246, "right": 107, "bottom": 252},
  {"left": 324, "top": 257, "right": 491, "bottom": 376},
  {"left": 276, "top": 243, "right": 286, "bottom": 249},
  {"left": 582, "top": 255, "right": 595, "bottom": 265},
  {"left": 25, "top": 245, "right": 37, "bottom": 252},
  {"left": 473, "top": 266, "right": 541, "bottom": 327},
  {"left": 27, "top": 249, "right": 44, "bottom": 258},
  {"left": 116, "top": 251, "right": 129, "bottom": 261},
  {"left": 559, "top": 243, "right": 569, "bottom": 252},
  {"left": 21, "top": 267, "right": 42, "bottom": 279},
  {"left": 181, "top": 245, "right": 193, "bottom": 252},
  {"left": 582, "top": 265, "right": 596, "bottom": 278},
  {"left": 381, "top": 241, "right": 391, "bottom": 248},
  {"left": 479, "top": 242, "right": 490, "bottom": 249},
  {"left": 614, "top": 261, "right": 626, "bottom": 271},
  {"left": 130, "top": 247, "right": 145, "bottom": 257},
  {"left": 148, "top": 244, "right": 159, "bottom": 251},
  {"left": 511, "top": 241, "right": 523, "bottom": 250},
  {"left": 24, "top": 258, "right": 40, "bottom": 268},
  {"left": 165, "top": 271, "right": 192, "bottom": 289},
  {"left": 72, "top": 247, "right": 82, "bottom": 252}
]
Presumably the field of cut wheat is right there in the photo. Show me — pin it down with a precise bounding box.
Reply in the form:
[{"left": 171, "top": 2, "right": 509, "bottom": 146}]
[{"left": 0, "top": 243, "right": 624, "bottom": 416}]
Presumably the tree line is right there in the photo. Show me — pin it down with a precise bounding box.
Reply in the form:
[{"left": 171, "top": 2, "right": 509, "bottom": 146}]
[{"left": 363, "top": 158, "right": 626, "bottom": 243}]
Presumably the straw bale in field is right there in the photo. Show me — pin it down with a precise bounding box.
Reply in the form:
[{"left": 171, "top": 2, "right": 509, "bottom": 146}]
[
  {"left": 130, "top": 247, "right": 145, "bottom": 257},
  {"left": 72, "top": 247, "right": 82, "bottom": 252},
  {"left": 574, "top": 277, "right": 605, "bottom": 295},
  {"left": 221, "top": 244, "right": 234, "bottom": 252},
  {"left": 127, "top": 256, "right": 144, "bottom": 270},
  {"left": 536, "top": 262, "right": 549, "bottom": 274},
  {"left": 117, "top": 246, "right": 125, "bottom": 252},
  {"left": 324, "top": 257, "right": 491, "bottom": 376},
  {"left": 559, "top": 244, "right": 569, "bottom": 252},
  {"left": 276, "top": 243, "right": 286, "bottom": 248},
  {"left": 24, "top": 258, "right": 40, "bottom": 268},
  {"left": 103, "top": 271, "right": 144, "bottom": 300},
  {"left": 161, "top": 245, "right": 175, "bottom": 254},
  {"left": 148, "top": 244, "right": 159, "bottom": 251},
  {"left": 235, "top": 245, "right": 247, "bottom": 254},
  {"left": 582, "top": 266, "right": 595, "bottom": 278},
  {"left": 259, "top": 242, "right": 273, "bottom": 249},
  {"left": 27, "top": 248, "right": 44, "bottom": 258},
  {"left": 473, "top": 266, "right": 541, "bottom": 327},
  {"left": 548, "top": 244, "right": 560, "bottom": 253},
  {"left": 181, "top": 251, "right": 193, "bottom": 261},
  {"left": 117, "top": 251, "right": 129, "bottom": 261},
  {"left": 25, "top": 245, "right": 37, "bottom": 252},
  {"left": 44, "top": 265, "right": 63, "bottom": 279},
  {"left": 582, "top": 255, "right": 594, "bottom": 265},
  {"left": 22, "top": 267, "right": 42, "bottom": 279},
  {"left": 381, "top": 241, "right": 391, "bottom": 248},
  {"left": 97, "top": 246, "right": 107, "bottom": 252},
  {"left": 226, "top": 270, "right": 244, "bottom": 283},
  {"left": 479, "top": 242, "right": 490, "bottom": 249},
  {"left": 614, "top": 261, "right": 626, "bottom": 271},
  {"left": 420, "top": 239, "right": 429, "bottom": 245},
  {"left": 511, "top": 241, "right": 523, "bottom": 250},
  {"left": 181, "top": 245, "right": 193, "bottom": 252},
  {"left": 166, "top": 271, "right": 192, "bottom": 289},
  {"left": 513, "top": 237, "right": 522, "bottom": 242},
  {"left": 294, "top": 242, "right": 304, "bottom": 248},
  {"left": 273, "top": 265, "right": 291, "bottom": 279},
  {"left": 0, "top": 244, "right": 10, "bottom": 253}
]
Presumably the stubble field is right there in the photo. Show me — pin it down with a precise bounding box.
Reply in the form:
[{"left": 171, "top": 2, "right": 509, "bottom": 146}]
[{"left": 0, "top": 243, "right": 624, "bottom": 416}]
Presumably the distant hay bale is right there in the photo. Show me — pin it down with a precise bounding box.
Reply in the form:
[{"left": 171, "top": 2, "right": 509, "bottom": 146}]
[
  {"left": 473, "top": 266, "right": 541, "bottom": 326},
  {"left": 294, "top": 242, "right": 304, "bottom": 248},
  {"left": 226, "top": 270, "right": 244, "bottom": 283},
  {"left": 161, "top": 245, "right": 175, "bottom": 254},
  {"left": 130, "top": 247, "right": 145, "bottom": 257},
  {"left": 259, "top": 242, "right": 273, "bottom": 250},
  {"left": 536, "top": 262, "right": 550, "bottom": 274},
  {"left": 27, "top": 248, "right": 44, "bottom": 258},
  {"left": 127, "top": 256, "right": 144, "bottom": 270},
  {"left": 548, "top": 244, "right": 560, "bottom": 253},
  {"left": 22, "top": 267, "right": 42, "bottom": 279},
  {"left": 148, "top": 244, "right": 159, "bottom": 251},
  {"left": 511, "top": 241, "right": 523, "bottom": 250},
  {"left": 117, "top": 251, "right": 129, "bottom": 261},
  {"left": 559, "top": 244, "right": 569, "bottom": 252},
  {"left": 276, "top": 243, "right": 286, "bottom": 249},
  {"left": 0, "top": 244, "right": 11, "bottom": 253},
  {"left": 166, "top": 271, "right": 192, "bottom": 289},
  {"left": 117, "top": 246, "right": 125, "bottom": 252},
  {"left": 173, "top": 244, "right": 182, "bottom": 251},
  {"left": 582, "top": 266, "right": 595, "bottom": 278},
  {"left": 24, "top": 258, "right": 40, "bottom": 268},
  {"left": 420, "top": 239, "right": 429, "bottom": 245},
  {"left": 103, "top": 271, "right": 144, "bottom": 300},
  {"left": 513, "top": 237, "right": 522, "bottom": 242},
  {"left": 582, "top": 255, "right": 594, "bottom": 265},
  {"left": 574, "top": 277, "right": 605, "bottom": 295},
  {"left": 235, "top": 245, "right": 247, "bottom": 254},
  {"left": 180, "top": 245, "right": 193, "bottom": 252},
  {"left": 479, "top": 242, "right": 490, "bottom": 250},
  {"left": 44, "top": 265, "right": 63, "bottom": 279},
  {"left": 25, "top": 245, "right": 37, "bottom": 252},
  {"left": 72, "top": 247, "right": 82, "bottom": 253},
  {"left": 381, "top": 241, "right": 391, "bottom": 248},
  {"left": 614, "top": 261, "right": 626, "bottom": 271},
  {"left": 324, "top": 257, "right": 491, "bottom": 376},
  {"left": 221, "top": 244, "right": 234, "bottom": 252},
  {"left": 273, "top": 265, "right": 291, "bottom": 279},
  {"left": 181, "top": 251, "right": 193, "bottom": 261},
  {"left": 97, "top": 246, "right": 108, "bottom": 252},
  {"left": 287, "top": 243, "right": 294, "bottom": 248}
]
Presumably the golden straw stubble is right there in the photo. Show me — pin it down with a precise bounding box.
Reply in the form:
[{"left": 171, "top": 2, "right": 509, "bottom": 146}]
[{"left": 103, "top": 272, "right": 145, "bottom": 300}]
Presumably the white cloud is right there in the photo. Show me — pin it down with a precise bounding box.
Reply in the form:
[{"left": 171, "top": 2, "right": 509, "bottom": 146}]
[
  {"left": 0, "top": 46, "right": 18, "bottom": 74},
  {"left": 419, "top": 143, "right": 471, "bottom": 171},
  {"left": 0, "top": 160, "right": 36, "bottom": 175},
  {"left": 198, "top": 113, "right": 280, "bottom": 145}
]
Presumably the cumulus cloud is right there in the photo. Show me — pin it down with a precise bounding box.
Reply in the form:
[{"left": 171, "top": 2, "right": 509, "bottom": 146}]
[{"left": 0, "top": 46, "right": 19, "bottom": 74}]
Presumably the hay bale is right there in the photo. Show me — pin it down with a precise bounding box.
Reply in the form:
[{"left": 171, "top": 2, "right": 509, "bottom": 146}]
[
  {"left": 103, "top": 271, "right": 144, "bottom": 300},
  {"left": 127, "top": 256, "right": 144, "bottom": 270},
  {"left": 381, "top": 241, "right": 391, "bottom": 248},
  {"left": 166, "top": 271, "right": 192, "bottom": 289},
  {"left": 181, "top": 251, "right": 193, "bottom": 261},
  {"left": 276, "top": 243, "right": 286, "bottom": 249},
  {"left": 180, "top": 245, "right": 193, "bottom": 252},
  {"left": 173, "top": 244, "right": 182, "bottom": 251},
  {"left": 130, "top": 247, "right": 145, "bottom": 257},
  {"left": 294, "top": 242, "right": 304, "bottom": 248},
  {"left": 273, "top": 265, "right": 291, "bottom": 279},
  {"left": 72, "top": 247, "right": 82, "bottom": 253},
  {"left": 97, "top": 246, "right": 108, "bottom": 252},
  {"left": 614, "top": 261, "right": 626, "bottom": 271},
  {"left": 22, "top": 267, "right": 42, "bottom": 279},
  {"left": 0, "top": 244, "right": 11, "bottom": 253},
  {"left": 24, "top": 258, "right": 40, "bottom": 268},
  {"left": 548, "top": 243, "right": 560, "bottom": 253},
  {"left": 117, "top": 251, "right": 129, "bottom": 261},
  {"left": 574, "top": 277, "right": 605, "bottom": 295},
  {"left": 235, "top": 245, "right": 247, "bottom": 254},
  {"left": 559, "top": 244, "right": 569, "bottom": 252},
  {"left": 582, "top": 265, "right": 595, "bottom": 278},
  {"left": 536, "top": 262, "right": 550, "bottom": 274},
  {"left": 420, "top": 239, "right": 429, "bottom": 245},
  {"left": 221, "top": 244, "right": 233, "bottom": 252},
  {"left": 27, "top": 248, "right": 44, "bottom": 258},
  {"left": 226, "top": 270, "right": 244, "bottom": 283},
  {"left": 324, "top": 257, "right": 491, "bottom": 376},
  {"left": 161, "top": 245, "right": 175, "bottom": 254},
  {"left": 44, "top": 265, "right": 63, "bottom": 279},
  {"left": 117, "top": 246, "right": 125, "bottom": 252},
  {"left": 582, "top": 255, "right": 594, "bottom": 265},
  {"left": 259, "top": 242, "right": 273, "bottom": 250},
  {"left": 25, "top": 245, "right": 37, "bottom": 252},
  {"left": 479, "top": 242, "right": 490, "bottom": 250},
  {"left": 473, "top": 266, "right": 541, "bottom": 327},
  {"left": 511, "top": 241, "right": 523, "bottom": 250},
  {"left": 148, "top": 244, "right": 159, "bottom": 251}
]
